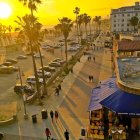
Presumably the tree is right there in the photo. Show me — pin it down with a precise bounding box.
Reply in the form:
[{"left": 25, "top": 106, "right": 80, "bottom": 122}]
[
  {"left": 93, "top": 16, "right": 101, "bottom": 34},
  {"left": 73, "top": 7, "right": 80, "bottom": 43},
  {"left": 83, "top": 13, "right": 91, "bottom": 40},
  {"left": 19, "top": 0, "right": 46, "bottom": 102},
  {"left": 129, "top": 16, "right": 139, "bottom": 32},
  {"left": 58, "top": 17, "right": 73, "bottom": 63},
  {"left": 15, "top": 14, "right": 43, "bottom": 103},
  {"left": 77, "top": 14, "right": 84, "bottom": 42}
]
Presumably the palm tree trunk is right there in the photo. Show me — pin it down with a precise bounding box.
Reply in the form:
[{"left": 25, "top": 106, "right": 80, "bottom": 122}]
[
  {"left": 79, "top": 24, "right": 82, "bottom": 43},
  {"left": 30, "top": 42, "right": 41, "bottom": 104},
  {"left": 64, "top": 38, "right": 68, "bottom": 63},
  {"left": 76, "top": 14, "right": 79, "bottom": 44},
  {"left": 38, "top": 48, "right": 47, "bottom": 95},
  {"left": 85, "top": 24, "right": 88, "bottom": 41}
]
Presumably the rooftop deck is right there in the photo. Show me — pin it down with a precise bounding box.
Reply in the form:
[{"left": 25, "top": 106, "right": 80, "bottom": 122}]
[{"left": 116, "top": 57, "right": 140, "bottom": 94}]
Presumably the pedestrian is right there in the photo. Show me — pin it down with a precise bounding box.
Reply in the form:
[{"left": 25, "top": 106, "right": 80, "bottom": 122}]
[
  {"left": 55, "top": 87, "right": 59, "bottom": 96},
  {"left": 58, "top": 84, "right": 61, "bottom": 90},
  {"left": 91, "top": 76, "right": 94, "bottom": 82},
  {"left": 64, "top": 129, "right": 69, "bottom": 140},
  {"left": 54, "top": 110, "right": 59, "bottom": 123},
  {"left": 70, "top": 68, "right": 73, "bottom": 73},
  {"left": 45, "top": 128, "right": 51, "bottom": 140},
  {"left": 50, "top": 110, "right": 54, "bottom": 122},
  {"left": 93, "top": 56, "right": 95, "bottom": 62},
  {"left": 89, "top": 75, "right": 91, "bottom": 82}
]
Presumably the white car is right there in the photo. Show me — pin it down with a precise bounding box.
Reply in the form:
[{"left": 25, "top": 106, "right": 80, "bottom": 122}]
[
  {"left": 34, "top": 53, "right": 45, "bottom": 58},
  {"left": 53, "top": 58, "right": 65, "bottom": 64},
  {"left": 37, "top": 70, "right": 51, "bottom": 78},
  {"left": 49, "top": 62, "right": 61, "bottom": 67},
  {"left": 17, "top": 55, "right": 27, "bottom": 59},
  {"left": 26, "top": 76, "right": 43, "bottom": 84},
  {"left": 68, "top": 47, "right": 78, "bottom": 51}
]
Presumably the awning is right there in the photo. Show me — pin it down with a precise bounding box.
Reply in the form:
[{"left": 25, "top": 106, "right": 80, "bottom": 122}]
[
  {"left": 88, "top": 77, "right": 118, "bottom": 111},
  {"left": 100, "top": 89, "right": 140, "bottom": 115}
]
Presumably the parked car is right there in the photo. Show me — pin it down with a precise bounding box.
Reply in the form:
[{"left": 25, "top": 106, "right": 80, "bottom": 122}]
[
  {"left": 1, "top": 62, "right": 12, "bottom": 66},
  {"left": 53, "top": 58, "right": 65, "bottom": 64},
  {"left": 68, "top": 47, "right": 78, "bottom": 52},
  {"left": 39, "top": 66, "right": 55, "bottom": 72},
  {"left": 37, "top": 70, "right": 51, "bottom": 78},
  {"left": 6, "top": 59, "right": 18, "bottom": 64},
  {"left": 14, "top": 84, "right": 35, "bottom": 94},
  {"left": 0, "top": 66, "right": 14, "bottom": 74},
  {"left": 26, "top": 76, "right": 43, "bottom": 84},
  {"left": 34, "top": 53, "right": 45, "bottom": 58},
  {"left": 49, "top": 62, "right": 61, "bottom": 67},
  {"left": 17, "top": 55, "right": 27, "bottom": 59}
]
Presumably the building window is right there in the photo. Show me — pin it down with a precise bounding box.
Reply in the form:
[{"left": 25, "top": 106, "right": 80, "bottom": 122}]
[
  {"left": 114, "top": 20, "right": 116, "bottom": 22},
  {"left": 127, "top": 24, "right": 129, "bottom": 26},
  {"left": 114, "top": 15, "right": 116, "bottom": 18},
  {"left": 121, "top": 24, "right": 124, "bottom": 27},
  {"left": 114, "top": 24, "right": 116, "bottom": 27},
  {"left": 127, "top": 13, "right": 130, "bottom": 16},
  {"left": 122, "top": 14, "right": 124, "bottom": 17},
  {"left": 118, "top": 24, "right": 119, "bottom": 26},
  {"left": 122, "top": 19, "right": 124, "bottom": 22},
  {"left": 127, "top": 28, "right": 129, "bottom": 31}
]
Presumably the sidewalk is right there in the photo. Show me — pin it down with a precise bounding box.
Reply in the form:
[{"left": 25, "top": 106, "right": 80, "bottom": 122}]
[{"left": 0, "top": 47, "right": 112, "bottom": 140}]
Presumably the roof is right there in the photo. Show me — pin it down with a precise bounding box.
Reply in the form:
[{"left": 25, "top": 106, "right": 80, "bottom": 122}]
[
  {"left": 88, "top": 77, "right": 118, "bottom": 111},
  {"left": 100, "top": 88, "right": 140, "bottom": 115},
  {"left": 118, "top": 40, "right": 140, "bottom": 51}
]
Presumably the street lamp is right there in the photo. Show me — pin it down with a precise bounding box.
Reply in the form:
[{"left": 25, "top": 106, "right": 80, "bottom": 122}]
[{"left": 17, "top": 67, "right": 28, "bottom": 119}]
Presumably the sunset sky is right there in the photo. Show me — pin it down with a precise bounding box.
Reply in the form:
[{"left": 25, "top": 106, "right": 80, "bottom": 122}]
[{"left": 0, "top": 0, "right": 138, "bottom": 27}]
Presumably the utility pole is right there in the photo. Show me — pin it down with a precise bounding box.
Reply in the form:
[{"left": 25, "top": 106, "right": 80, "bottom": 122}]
[{"left": 18, "top": 67, "right": 28, "bottom": 119}]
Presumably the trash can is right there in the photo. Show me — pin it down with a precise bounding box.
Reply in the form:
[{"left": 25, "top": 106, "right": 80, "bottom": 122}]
[
  {"left": 41, "top": 109, "right": 48, "bottom": 119},
  {"left": 32, "top": 115, "right": 37, "bottom": 123},
  {"left": 81, "top": 128, "right": 86, "bottom": 136}
]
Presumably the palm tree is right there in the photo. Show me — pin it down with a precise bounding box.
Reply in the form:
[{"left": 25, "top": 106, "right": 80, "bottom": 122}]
[
  {"left": 15, "top": 14, "right": 43, "bottom": 103},
  {"left": 83, "top": 13, "right": 91, "bottom": 40},
  {"left": 129, "top": 16, "right": 139, "bottom": 32},
  {"left": 19, "top": 0, "right": 46, "bottom": 101},
  {"left": 77, "top": 14, "right": 84, "bottom": 42},
  {"left": 58, "top": 17, "right": 73, "bottom": 63},
  {"left": 93, "top": 16, "right": 101, "bottom": 34},
  {"left": 73, "top": 7, "right": 80, "bottom": 43},
  {"left": 19, "top": 0, "right": 41, "bottom": 15},
  {"left": 7, "top": 25, "right": 12, "bottom": 45}
]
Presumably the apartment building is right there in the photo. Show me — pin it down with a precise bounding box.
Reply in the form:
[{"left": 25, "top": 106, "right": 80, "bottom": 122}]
[{"left": 110, "top": 2, "right": 140, "bottom": 33}]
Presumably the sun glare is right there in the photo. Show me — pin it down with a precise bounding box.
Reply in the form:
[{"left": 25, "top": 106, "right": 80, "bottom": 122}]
[{"left": 0, "top": 2, "right": 11, "bottom": 19}]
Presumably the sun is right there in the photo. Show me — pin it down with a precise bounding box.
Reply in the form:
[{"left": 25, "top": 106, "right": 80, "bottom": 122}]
[{"left": 0, "top": 2, "right": 11, "bottom": 19}]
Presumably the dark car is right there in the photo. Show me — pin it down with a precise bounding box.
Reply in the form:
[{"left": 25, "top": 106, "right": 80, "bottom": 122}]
[{"left": 14, "top": 84, "right": 35, "bottom": 94}]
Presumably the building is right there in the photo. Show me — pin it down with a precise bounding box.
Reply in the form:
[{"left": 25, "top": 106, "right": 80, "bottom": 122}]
[{"left": 110, "top": 2, "right": 140, "bottom": 33}]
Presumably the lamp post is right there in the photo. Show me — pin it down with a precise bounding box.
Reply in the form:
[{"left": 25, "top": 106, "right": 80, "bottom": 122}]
[{"left": 17, "top": 67, "right": 28, "bottom": 119}]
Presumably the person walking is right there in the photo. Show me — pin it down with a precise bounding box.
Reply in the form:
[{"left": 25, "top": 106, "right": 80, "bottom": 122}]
[
  {"left": 54, "top": 110, "right": 59, "bottom": 123},
  {"left": 89, "top": 75, "right": 91, "bottom": 82},
  {"left": 50, "top": 110, "right": 54, "bottom": 122},
  {"left": 64, "top": 129, "right": 69, "bottom": 140},
  {"left": 93, "top": 56, "right": 95, "bottom": 62},
  {"left": 58, "top": 84, "right": 61, "bottom": 90},
  {"left": 45, "top": 128, "right": 51, "bottom": 140},
  {"left": 55, "top": 87, "right": 59, "bottom": 96},
  {"left": 91, "top": 76, "right": 94, "bottom": 82}
]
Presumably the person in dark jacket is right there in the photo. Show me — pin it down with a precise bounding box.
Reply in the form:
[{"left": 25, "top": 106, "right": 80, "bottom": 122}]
[
  {"left": 50, "top": 110, "right": 54, "bottom": 122},
  {"left": 64, "top": 129, "right": 69, "bottom": 140}
]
